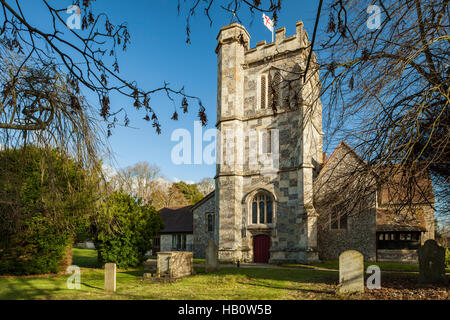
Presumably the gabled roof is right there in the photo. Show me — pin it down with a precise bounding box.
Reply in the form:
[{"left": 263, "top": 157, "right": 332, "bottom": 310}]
[
  {"left": 317, "top": 141, "right": 367, "bottom": 179},
  {"left": 191, "top": 191, "right": 215, "bottom": 211},
  {"left": 375, "top": 164, "right": 435, "bottom": 204},
  {"left": 317, "top": 141, "right": 435, "bottom": 205},
  {"left": 159, "top": 205, "right": 193, "bottom": 234},
  {"left": 158, "top": 191, "right": 215, "bottom": 234}
]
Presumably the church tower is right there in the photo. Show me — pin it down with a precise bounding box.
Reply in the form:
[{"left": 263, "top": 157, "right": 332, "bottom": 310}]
[{"left": 215, "top": 21, "right": 324, "bottom": 263}]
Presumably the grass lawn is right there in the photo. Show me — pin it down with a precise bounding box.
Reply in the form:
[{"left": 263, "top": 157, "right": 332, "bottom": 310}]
[
  {"left": 72, "top": 248, "right": 100, "bottom": 268},
  {"left": 0, "top": 248, "right": 339, "bottom": 300},
  {"left": 193, "top": 258, "right": 229, "bottom": 265},
  {"left": 1, "top": 249, "right": 447, "bottom": 300}
]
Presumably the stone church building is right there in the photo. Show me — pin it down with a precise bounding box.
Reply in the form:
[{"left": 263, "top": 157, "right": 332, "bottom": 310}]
[{"left": 159, "top": 21, "right": 435, "bottom": 264}]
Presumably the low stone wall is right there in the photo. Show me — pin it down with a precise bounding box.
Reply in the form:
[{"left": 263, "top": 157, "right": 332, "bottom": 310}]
[
  {"left": 157, "top": 251, "right": 194, "bottom": 278},
  {"left": 377, "top": 249, "right": 418, "bottom": 263}
]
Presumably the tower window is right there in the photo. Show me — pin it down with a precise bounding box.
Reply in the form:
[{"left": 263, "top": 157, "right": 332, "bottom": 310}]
[
  {"left": 330, "top": 205, "right": 347, "bottom": 230},
  {"left": 260, "top": 75, "right": 266, "bottom": 109},
  {"left": 269, "top": 71, "right": 281, "bottom": 109},
  {"left": 260, "top": 70, "right": 281, "bottom": 110},
  {"left": 261, "top": 130, "right": 272, "bottom": 154},
  {"left": 251, "top": 193, "right": 273, "bottom": 224},
  {"left": 206, "top": 213, "right": 215, "bottom": 232},
  {"left": 252, "top": 201, "right": 258, "bottom": 224}
]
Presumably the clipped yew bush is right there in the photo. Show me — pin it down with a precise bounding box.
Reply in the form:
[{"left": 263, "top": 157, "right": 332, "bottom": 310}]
[
  {"left": 92, "top": 192, "right": 164, "bottom": 268},
  {"left": 0, "top": 146, "right": 98, "bottom": 275}
]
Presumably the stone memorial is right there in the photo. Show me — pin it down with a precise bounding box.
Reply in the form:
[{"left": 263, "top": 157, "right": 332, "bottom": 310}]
[
  {"left": 104, "top": 263, "right": 116, "bottom": 292},
  {"left": 157, "top": 251, "right": 194, "bottom": 279},
  {"left": 338, "top": 250, "right": 364, "bottom": 294},
  {"left": 205, "top": 239, "right": 219, "bottom": 272},
  {"left": 418, "top": 239, "right": 448, "bottom": 284}
]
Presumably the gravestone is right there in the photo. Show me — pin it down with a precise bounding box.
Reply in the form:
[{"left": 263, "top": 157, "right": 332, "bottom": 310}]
[
  {"left": 338, "top": 250, "right": 364, "bottom": 294},
  {"left": 205, "top": 239, "right": 219, "bottom": 272},
  {"left": 157, "top": 251, "right": 194, "bottom": 279},
  {"left": 418, "top": 240, "right": 448, "bottom": 284},
  {"left": 104, "top": 263, "right": 116, "bottom": 292}
]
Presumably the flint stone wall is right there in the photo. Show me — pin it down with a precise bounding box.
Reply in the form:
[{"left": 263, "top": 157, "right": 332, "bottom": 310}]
[
  {"left": 193, "top": 194, "right": 217, "bottom": 258},
  {"left": 315, "top": 144, "right": 377, "bottom": 261}
]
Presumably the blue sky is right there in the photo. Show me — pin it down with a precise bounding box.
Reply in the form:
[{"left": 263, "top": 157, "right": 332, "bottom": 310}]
[
  {"left": 19, "top": 1, "right": 331, "bottom": 183},
  {"left": 10, "top": 1, "right": 448, "bottom": 221},
  {"left": 69, "top": 0, "right": 324, "bottom": 183}
]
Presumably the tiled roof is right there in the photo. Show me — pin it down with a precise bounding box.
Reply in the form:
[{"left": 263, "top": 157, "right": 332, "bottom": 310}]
[
  {"left": 319, "top": 141, "right": 435, "bottom": 205},
  {"left": 376, "top": 165, "right": 435, "bottom": 204},
  {"left": 376, "top": 208, "right": 427, "bottom": 232},
  {"left": 159, "top": 205, "right": 193, "bottom": 234}
]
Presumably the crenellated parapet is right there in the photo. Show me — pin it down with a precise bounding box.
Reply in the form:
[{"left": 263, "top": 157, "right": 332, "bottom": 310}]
[
  {"left": 215, "top": 23, "right": 250, "bottom": 54},
  {"left": 243, "top": 21, "right": 311, "bottom": 67}
]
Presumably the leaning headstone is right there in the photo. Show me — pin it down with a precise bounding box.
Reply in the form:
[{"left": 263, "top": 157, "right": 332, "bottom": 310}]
[
  {"left": 418, "top": 240, "right": 448, "bottom": 284},
  {"left": 104, "top": 263, "right": 116, "bottom": 292},
  {"left": 205, "top": 239, "right": 219, "bottom": 272},
  {"left": 338, "top": 250, "right": 364, "bottom": 294}
]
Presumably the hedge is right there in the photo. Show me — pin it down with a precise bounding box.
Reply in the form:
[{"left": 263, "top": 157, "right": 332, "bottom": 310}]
[{"left": 0, "top": 146, "right": 98, "bottom": 275}]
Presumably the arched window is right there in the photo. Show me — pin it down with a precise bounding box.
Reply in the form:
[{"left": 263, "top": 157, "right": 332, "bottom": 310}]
[{"left": 251, "top": 193, "right": 273, "bottom": 224}]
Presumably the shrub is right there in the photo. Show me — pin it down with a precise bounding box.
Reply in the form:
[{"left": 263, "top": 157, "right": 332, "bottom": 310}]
[
  {"left": 0, "top": 146, "right": 98, "bottom": 275},
  {"left": 92, "top": 192, "right": 164, "bottom": 268}
]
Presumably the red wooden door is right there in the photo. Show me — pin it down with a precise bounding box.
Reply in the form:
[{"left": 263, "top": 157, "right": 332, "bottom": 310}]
[{"left": 253, "top": 235, "right": 270, "bottom": 263}]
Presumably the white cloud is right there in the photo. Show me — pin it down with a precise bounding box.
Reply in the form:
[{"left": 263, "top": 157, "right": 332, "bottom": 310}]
[{"left": 172, "top": 177, "right": 195, "bottom": 184}]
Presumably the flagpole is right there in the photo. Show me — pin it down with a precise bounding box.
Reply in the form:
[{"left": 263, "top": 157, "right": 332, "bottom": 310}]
[{"left": 263, "top": 14, "right": 274, "bottom": 43}]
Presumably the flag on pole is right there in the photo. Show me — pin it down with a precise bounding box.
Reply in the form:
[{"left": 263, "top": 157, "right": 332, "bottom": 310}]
[
  {"left": 262, "top": 13, "right": 274, "bottom": 32},
  {"left": 262, "top": 14, "right": 274, "bottom": 42}
]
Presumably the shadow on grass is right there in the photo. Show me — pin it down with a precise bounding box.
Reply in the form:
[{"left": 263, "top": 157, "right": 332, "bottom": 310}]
[
  {"left": 239, "top": 280, "right": 336, "bottom": 294},
  {"left": 195, "top": 266, "right": 339, "bottom": 285},
  {"left": 80, "top": 282, "right": 103, "bottom": 291},
  {"left": 1, "top": 276, "right": 64, "bottom": 300},
  {"left": 121, "top": 268, "right": 145, "bottom": 277}
]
